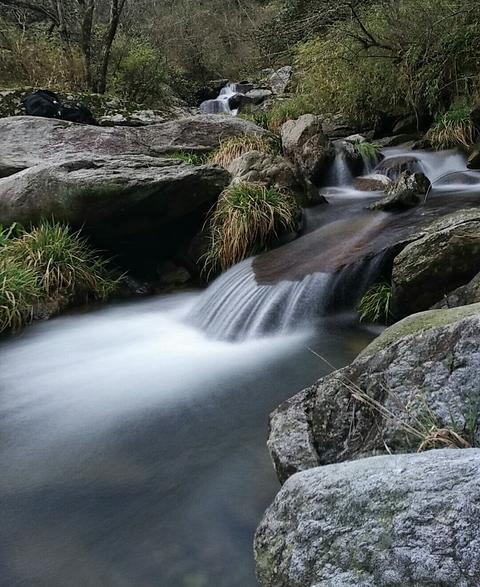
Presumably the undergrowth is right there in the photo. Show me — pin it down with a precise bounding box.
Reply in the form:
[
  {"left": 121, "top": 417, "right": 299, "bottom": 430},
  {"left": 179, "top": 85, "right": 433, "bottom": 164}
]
[
  {"left": 203, "top": 182, "right": 299, "bottom": 274},
  {"left": 354, "top": 142, "right": 382, "bottom": 161},
  {"left": 0, "top": 221, "right": 120, "bottom": 334}
]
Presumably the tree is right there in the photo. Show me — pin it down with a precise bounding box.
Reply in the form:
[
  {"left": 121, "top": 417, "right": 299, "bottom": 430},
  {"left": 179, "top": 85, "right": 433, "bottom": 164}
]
[{"left": 0, "top": 0, "right": 128, "bottom": 92}]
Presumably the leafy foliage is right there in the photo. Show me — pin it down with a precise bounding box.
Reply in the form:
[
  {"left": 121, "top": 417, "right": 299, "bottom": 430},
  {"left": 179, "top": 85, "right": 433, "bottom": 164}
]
[
  {"left": 204, "top": 182, "right": 299, "bottom": 273},
  {"left": 354, "top": 142, "right": 382, "bottom": 161},
  {"left": 167, "top": 151, "right": 206, "bottom": 165},
  {"left": 358, "top": 282, "right": 393, "bottom": 324}
]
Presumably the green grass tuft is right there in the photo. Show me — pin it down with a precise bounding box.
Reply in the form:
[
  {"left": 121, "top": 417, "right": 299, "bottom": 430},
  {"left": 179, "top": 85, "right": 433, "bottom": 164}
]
[
  {"left": 203, "top": 182, "right": 299, "bottom": 274},
  {"left": 167, "top": 151, "right": 206, "bottom": 165},
  {"left": 427, "top": 106, "right": 477, "bottom": 150},
  {"left": 354, "top": 142, "right": 382, "bottom": 161},
  {"left": 0, "top": 221, "right": 120, "bottom": 334},
  {"left": 358, "top": 282, "right": 393, "bottom": 324}
]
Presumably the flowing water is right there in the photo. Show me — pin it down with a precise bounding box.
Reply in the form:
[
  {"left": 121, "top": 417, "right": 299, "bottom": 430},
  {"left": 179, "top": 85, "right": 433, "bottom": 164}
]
[{"left": 1, "top": 145, "right": 479, "bottom": 587}]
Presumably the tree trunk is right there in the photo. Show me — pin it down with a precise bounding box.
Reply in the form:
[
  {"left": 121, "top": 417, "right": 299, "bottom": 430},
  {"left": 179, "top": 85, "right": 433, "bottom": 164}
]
[
  {"left": 78, "top": 0, "right": 96, "bottom": 90},
  {"left": 96, "top": 0, "right": 127, "bottom": 94}
]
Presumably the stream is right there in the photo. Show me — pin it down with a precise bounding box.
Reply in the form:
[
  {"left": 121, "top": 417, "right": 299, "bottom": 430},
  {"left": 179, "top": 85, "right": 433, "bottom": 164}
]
[{"left": 1, "top": 146, "right": 479, "bottom": 586}]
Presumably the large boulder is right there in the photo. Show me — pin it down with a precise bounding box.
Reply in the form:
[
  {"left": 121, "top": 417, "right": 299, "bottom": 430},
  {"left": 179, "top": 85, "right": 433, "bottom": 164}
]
[
  {"left": 227, "top": 150, "right": 320, "bottom": 207},
  {"left": 0, "top": 155, "right": 230, "bottom": 230},
  {"left": 261, "top": 66, "right": 292, "bottom": 94},
  {"left": 267, "top": 303, "right": 480, "bottom": 481},
  {"left": 255, "top": 449, "right": 480, "bottom": 587},
  {"left": 392, "top": 208, "right": 480, "bottom": 314},
  {"left": 281, "top": 114, "right": 335, "bottom": 185},
  {"left": 369, "top": 171, "right": 430, "bottom": 211},
  {"left": 0, "top": 115, "right": 267, "bottom": 177}
]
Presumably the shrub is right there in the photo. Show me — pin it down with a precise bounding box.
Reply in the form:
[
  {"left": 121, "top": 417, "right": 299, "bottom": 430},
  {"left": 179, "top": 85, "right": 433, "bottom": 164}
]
[
  {"left": 292, "top": 0, "right": 480, "bottom": 127},
  {"left": 204, "top": 182, "right": 299, "bottom": 273},
  {"left": 0, "top": 221, "right": 120, "bottom": 333},
  {"left": 427, "top": 106, "right": 477, "bottom": 150},
  {"left": 358, "top": 282, "right": 393, "bottom": 324},
  {"left": 209, "top": 135, "right": 277, "bottom": 168}
]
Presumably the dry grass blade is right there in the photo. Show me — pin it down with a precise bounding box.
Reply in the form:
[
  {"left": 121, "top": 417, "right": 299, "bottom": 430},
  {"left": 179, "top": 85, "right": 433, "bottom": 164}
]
[{"left": 209, "top": 135, "right": 277, "bottom": 168}]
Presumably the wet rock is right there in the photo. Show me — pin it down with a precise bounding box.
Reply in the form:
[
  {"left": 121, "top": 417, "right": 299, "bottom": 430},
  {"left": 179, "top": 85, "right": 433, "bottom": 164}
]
[
  {"left": 156, "top": 261, "right": 191, "bottom": 287},
  {"left": 267, "top": 303, "right": 480, "bottom": 481},
  {"left": 353, "top": 174, "right": 391, "bottom": 192},
  {"left": 255, "top": 449, "right": 480, "bottom": 587},
  {"left": 375, "top": 134, "right": 420, "bottom": 148},
  {"left": 227, "top": 149, "right": 318, "bottom": 207},
  {"left": 320, "top": 113, "right": 357, "bottom": 138},
  {"left": 369, "top": 171, "right": 430, "bottom": 211},
  {"left": 0, "top": 115, "right": 267, "bottom": 176},
  {"left": 375, "top": 155, "right": 424, "bottom": 179},
  {"left": 393, "top": 208, "right": 480, "bottom": 314},
  {"left": 281, "top": 114, "right": 335, "bottom": 185},
  {"left": 467, "top": 146, "right": 480, "bottom": 170}
]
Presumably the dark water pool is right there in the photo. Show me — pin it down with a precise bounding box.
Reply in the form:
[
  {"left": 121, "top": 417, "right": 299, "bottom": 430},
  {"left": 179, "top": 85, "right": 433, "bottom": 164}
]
[{"left": 0, "top": 294, "right": 373, "bottom": 587}]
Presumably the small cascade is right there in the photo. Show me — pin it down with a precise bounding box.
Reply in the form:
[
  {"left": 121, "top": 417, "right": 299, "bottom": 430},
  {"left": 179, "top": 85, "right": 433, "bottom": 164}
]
[
  {"left": 199, "top": 82, "right": 253, "bottom": 116},
  {"left": 188, "top": 254, "right": 388, "bottom": 340},
  {"left": 324, "top": 142, "right": 354, "bottom": 187},
  {"left": 188, "top": 259, "right": 331, "bottom": 339}
]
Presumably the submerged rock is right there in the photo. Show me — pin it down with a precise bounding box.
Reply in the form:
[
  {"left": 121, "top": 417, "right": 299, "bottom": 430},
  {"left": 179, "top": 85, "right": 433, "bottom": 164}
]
[
  {"left": 369, "top": 171, "right": 430, "bottom": 211},
  {"left": 393, "top": 208, "right": 480, "bottom": 314},
  {"left": 255, "top": 449, "right": 480, "bottom": 587},
  {"left": 267, "top": 303, "right": 480, "bottom": 480},
  {"left": 281, "top": 114, "right": 335, "bottom": 185}
]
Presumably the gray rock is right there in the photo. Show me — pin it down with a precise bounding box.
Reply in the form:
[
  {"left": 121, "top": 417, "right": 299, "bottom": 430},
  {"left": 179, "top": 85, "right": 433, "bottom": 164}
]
[
  {"left": 433, "top": 270, "right": 480, "bottom": 309},
  {"left": 393, "top": 208, "right": 480, "bottom": 314},
  {"left": 267, "top": 303, "right": 480, "bottom": 479},
  {"left": 0, "top": 114, "right": 267, "bottom": 176},
  {"left": 281, "top": 115, "right": 335, "bottom": 185},
  {"left": 320, "top": 113, "right": 357, "bottom": 138},
  {"left": 255, "top": 449, "right": 480, "bottom": 587},
  {"left": 467, "top": 146, "right": 480, "bottom": 170},
  {"left": 0, "top": 155, "right": 230, "bottom": 232},
  {"left": 353, "top": 174, "right": 391, "bottom": 192},
  {"left": 245, "top": 89, "right": 273, "bottom": 104},
  {"left": 375, "top": 134, "right": 420, "bottom": 148},
  {"left": 227, "top": 149, "right": 319, "bottom": 207},
  {"left": 375, "top": 155, "right": 424, "bottom": 179},
  {"left": 262, "top": 66, "right": 292, "bottom": 94},
  {"left": 369, "top": 171, "right": 430, "bottom": 211},
  {"left": 392, "top": 114, "right": 420, "bottom": 134}
]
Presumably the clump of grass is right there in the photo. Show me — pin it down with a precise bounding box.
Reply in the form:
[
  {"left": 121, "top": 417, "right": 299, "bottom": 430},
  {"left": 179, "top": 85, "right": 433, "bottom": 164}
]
[
  {"left": 0, "top": 262, "right": 41, "bottom": 332},
  {"left": 0, "top": 221, "right": 120, "bottom": 333},
  {"left": 238, "top": 111, "right": 271, "bottom": 130},
  {"left": 167, "top": 151, "right": 206, "bottom": 165},
  {"left": 209, "top": 134, "right": 277, "bottom": 169},
  {"left": 358, "top": 282, "right": 393, "bottom": 324},
  {"left": 354, "top": 142, "right": 382, "bottom": 161},
  {"left": 204, "top": 182, "right": 299, "bottom": 273},
  {"left": 427, "top": 106, "right": 477, "bottom": 150}
]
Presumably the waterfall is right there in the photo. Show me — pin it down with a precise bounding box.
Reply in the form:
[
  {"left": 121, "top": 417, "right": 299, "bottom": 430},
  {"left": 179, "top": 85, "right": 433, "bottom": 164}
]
[
  {"left": 324, "top": 142, "right": 354, "bottom": 187},
  {"left": 199, "top": 82, "right": 253, "bottom": 116}
]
